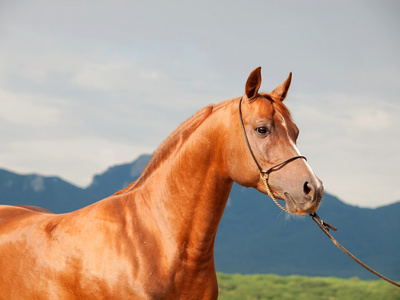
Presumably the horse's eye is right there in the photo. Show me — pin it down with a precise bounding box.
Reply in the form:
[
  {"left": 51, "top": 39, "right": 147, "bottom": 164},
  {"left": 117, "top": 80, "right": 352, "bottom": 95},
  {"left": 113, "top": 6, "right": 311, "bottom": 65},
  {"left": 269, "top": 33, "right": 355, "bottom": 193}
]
[{"left": 256, "top": 126, "right": 269, "bottom": 136}]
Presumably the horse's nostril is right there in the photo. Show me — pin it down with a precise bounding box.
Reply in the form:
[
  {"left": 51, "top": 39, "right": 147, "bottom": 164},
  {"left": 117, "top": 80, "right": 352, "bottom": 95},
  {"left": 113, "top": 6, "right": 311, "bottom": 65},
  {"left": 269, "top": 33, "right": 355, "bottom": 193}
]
[{"left": 303, "top": 181, "right": 312, "bottom": 196}]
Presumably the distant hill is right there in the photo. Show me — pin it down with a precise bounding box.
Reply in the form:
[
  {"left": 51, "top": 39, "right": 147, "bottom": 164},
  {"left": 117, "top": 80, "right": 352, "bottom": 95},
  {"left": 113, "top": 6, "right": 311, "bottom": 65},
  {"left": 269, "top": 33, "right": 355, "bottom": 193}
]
[
  {"left": 0, "top": 168, "right": 84, "bottom": 213},
  {"left": 1, "top": 154, "right": 399, "bottom": 280},
  {"left": 0, "top": 154, "right": 152, "bottom": 212}
]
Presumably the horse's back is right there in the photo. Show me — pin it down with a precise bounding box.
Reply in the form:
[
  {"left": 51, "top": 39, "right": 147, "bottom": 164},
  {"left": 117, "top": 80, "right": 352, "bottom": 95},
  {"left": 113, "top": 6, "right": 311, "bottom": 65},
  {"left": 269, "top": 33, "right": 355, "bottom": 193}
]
[
  {"left": 0, "top": 201, "right": 143, "bottom": 299},
  {"left": 0, "top": 204, "right": 52, "bottom": 229},
  {"left": 0, "top": 204, "right": 45, "bottom": 224},
  {"left": 15, "top": 205, "right": 53, "bottom": 213}
]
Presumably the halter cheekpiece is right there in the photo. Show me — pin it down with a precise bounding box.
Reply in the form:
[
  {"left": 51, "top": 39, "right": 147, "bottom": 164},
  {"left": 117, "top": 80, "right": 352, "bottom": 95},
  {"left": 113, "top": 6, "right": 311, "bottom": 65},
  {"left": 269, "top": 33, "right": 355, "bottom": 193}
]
[{"left": 238, "top": 97, "right": 307, "bottom": 213}]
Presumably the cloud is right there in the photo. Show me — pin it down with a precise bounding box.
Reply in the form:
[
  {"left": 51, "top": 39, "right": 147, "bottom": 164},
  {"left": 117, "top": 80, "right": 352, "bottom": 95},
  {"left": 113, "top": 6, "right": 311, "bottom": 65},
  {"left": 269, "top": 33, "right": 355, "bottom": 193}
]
[
  {"left": 350, "top": 108, "right": 392, "bottom": 132},
  {"left": 0, "top": 89, "right": 61, "bottom": 126}
]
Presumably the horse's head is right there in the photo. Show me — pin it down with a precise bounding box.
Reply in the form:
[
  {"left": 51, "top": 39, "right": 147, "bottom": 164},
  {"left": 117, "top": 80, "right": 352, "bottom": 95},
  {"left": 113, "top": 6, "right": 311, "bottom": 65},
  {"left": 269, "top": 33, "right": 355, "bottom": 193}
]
[{"left": 226, "top": 67, "right": 323, "bottom": 214}]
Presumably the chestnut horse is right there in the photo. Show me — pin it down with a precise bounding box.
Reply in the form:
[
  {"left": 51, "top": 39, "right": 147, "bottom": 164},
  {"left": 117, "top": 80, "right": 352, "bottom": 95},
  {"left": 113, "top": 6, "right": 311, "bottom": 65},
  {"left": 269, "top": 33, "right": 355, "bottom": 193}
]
[{"left": 0, "top": 67, "right": 323, "bottom": 299}]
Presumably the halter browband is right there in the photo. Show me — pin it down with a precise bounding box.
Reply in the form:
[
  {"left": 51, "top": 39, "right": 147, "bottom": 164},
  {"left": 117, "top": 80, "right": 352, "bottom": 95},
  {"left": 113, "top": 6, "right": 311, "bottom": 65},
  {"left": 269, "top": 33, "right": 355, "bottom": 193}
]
[{"left": 238, "top": 97, "right": 306, "bottom": 176}]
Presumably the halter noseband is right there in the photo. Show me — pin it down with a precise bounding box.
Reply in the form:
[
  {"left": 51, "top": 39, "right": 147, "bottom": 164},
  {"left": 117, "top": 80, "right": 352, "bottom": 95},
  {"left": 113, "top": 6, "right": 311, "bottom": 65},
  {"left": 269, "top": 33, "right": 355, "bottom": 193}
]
[{"left": 238, "top": 97, "right": 306, "bottom": 213}]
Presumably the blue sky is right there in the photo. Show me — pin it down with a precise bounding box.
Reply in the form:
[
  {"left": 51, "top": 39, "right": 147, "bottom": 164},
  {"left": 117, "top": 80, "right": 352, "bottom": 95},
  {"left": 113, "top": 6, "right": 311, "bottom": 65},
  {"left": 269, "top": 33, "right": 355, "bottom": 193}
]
[{"left": 0, "top": 1, "right": 399, "bottom": 208}]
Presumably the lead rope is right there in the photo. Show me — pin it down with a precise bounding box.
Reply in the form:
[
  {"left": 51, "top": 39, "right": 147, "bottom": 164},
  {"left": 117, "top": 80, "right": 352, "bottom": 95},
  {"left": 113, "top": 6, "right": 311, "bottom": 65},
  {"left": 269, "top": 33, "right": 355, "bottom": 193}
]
[
  {"left": 263, "top": 172, "right": 400, "bottom": 288},
  {"left": 310, "top": 213, "right": 400, "bottom": 288}
]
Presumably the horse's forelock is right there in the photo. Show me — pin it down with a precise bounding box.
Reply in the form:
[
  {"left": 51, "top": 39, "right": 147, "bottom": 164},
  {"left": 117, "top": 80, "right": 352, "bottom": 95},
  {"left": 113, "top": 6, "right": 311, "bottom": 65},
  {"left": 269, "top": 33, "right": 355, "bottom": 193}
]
[{"left": 259, "top": 92, "right": 293, "bottom": 122}]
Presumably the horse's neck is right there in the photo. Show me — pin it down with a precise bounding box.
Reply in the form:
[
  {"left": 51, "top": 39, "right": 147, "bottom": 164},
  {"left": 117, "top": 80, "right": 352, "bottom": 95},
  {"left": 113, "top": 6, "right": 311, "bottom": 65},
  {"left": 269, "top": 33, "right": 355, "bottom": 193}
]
[{"left": 123, "top": 111, "right": 233, "bottom": 262}]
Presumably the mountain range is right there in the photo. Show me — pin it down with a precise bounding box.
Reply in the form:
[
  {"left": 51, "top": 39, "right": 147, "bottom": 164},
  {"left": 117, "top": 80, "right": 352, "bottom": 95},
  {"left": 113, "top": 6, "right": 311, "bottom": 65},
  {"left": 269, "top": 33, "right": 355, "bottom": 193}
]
[{"left": 1, "top": 154, "right": 399, "bottom": 280}]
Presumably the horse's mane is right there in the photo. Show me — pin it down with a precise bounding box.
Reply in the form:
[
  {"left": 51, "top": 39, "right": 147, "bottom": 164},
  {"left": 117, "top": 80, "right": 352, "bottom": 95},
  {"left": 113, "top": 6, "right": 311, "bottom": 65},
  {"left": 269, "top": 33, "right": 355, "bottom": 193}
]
[{"left": 123, "top": 104, "right": 215, "bottom": 192}]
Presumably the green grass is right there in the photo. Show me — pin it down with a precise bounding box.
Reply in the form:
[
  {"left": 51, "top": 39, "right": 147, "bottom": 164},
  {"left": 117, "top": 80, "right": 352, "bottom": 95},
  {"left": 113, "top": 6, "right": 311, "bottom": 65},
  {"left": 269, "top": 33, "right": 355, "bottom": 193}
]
[{"left": 217, "top": 273, "right": 400, "bottom": 300}]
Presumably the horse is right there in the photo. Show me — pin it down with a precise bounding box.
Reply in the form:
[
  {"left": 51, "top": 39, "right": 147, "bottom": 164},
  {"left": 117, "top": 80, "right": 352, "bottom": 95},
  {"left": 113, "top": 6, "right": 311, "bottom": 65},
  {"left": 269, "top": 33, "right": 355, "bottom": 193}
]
[{"left": 0, "top": 67, "right": 323, "bottom": 299}]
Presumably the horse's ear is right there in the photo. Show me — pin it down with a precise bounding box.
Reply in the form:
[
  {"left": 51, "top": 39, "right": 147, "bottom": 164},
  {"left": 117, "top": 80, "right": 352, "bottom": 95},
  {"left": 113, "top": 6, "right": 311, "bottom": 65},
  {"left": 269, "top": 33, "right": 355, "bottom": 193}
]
[
  {"left": 245, "top": 67, "right": 262, "bottom": 100},
  {"left": 271, "top": 72, "right": 292, "bottom": 101}
]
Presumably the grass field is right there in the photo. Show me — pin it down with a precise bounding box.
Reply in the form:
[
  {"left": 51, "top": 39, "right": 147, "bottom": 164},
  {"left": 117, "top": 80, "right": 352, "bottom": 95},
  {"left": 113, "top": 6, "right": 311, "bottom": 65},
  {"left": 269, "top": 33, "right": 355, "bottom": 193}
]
[{"left": 217, "top": 273, "right": 400, "bottom": 300}]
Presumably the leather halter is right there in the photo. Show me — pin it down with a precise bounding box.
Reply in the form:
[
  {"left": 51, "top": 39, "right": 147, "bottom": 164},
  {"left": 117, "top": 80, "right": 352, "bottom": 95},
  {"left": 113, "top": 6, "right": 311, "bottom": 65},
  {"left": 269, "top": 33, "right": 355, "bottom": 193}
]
[
  {"left": 238, "top": 97, "right": 306, "bottom": 177},
  {"left": 239, "top": 98, "right": 400, "bottom": 288}
]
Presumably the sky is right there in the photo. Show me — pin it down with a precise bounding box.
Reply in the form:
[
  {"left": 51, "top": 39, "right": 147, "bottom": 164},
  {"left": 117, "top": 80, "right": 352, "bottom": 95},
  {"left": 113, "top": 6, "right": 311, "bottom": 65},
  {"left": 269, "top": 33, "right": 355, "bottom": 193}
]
[{"left": 0, "top": 1, "right": 399, "bottom": 208}]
